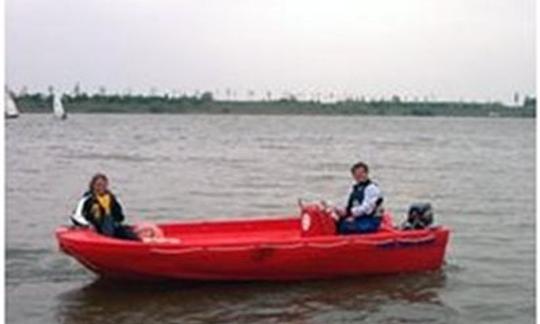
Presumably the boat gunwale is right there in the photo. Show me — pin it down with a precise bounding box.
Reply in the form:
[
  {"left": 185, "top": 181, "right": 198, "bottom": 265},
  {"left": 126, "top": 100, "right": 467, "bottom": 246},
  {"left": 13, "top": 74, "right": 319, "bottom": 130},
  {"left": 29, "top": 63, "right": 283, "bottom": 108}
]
[{"left": 56, "top": 223, "right": 450, "bottom": 251}]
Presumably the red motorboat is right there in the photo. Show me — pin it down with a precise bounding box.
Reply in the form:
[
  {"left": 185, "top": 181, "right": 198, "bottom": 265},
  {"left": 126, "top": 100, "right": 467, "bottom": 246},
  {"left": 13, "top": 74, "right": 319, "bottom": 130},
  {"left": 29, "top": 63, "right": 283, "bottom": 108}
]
[{"left": 56, "top": 204, "right": 450, "bottom": 281}]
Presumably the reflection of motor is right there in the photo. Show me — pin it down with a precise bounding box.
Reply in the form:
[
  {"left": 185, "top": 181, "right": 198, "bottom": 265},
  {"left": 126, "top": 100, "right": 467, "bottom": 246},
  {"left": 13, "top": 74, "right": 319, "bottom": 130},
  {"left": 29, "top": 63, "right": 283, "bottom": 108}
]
[
  {"left": 402, "top": 203, "right": 434, "bottom": 230},
  {"left": 298, "top": 202, "right": 336, "bottom": 237}
]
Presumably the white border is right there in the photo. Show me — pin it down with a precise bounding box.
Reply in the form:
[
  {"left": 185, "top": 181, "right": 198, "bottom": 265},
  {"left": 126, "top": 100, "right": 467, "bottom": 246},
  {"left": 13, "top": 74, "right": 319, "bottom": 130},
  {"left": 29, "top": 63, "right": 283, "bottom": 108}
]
[
  {"left": 534, "top": 1, "right": 540, "bottom": 323},
  {"left": 0, "top": 0, "right": 7, "bottom": 322}
]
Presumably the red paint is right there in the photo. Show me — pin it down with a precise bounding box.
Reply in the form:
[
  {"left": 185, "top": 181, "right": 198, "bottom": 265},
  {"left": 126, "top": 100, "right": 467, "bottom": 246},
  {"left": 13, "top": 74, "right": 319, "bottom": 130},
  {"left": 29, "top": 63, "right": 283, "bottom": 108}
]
[{"left": 56, "top": 205, "right": 450, "bottom": 281}]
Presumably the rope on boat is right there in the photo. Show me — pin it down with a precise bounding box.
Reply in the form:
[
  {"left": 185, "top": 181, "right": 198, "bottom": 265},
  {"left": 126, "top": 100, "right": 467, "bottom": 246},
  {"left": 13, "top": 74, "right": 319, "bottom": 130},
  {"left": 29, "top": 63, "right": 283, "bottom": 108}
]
[
  {"left": 375, "top": 234, "right": 437, "bottom": 248},
  {"left": 149, "top": 234, "right": 437, "bottom": 255},
  {"left": 353, "top": 238, "right": 395, "bottom": 246},
  {"left": 396, "top": 234, "right": 436, "bottom": 244},
  {"left": 150, "top": 247, "right": 204, "bottom": 255},
  {"left": 206, "top": 245, "right": 257, "bottom": 252},
  {"left": 306, "top": 241, "right": 349, "bottom": 248},
  {"left": 259, "top": 242, "right": 304, "bottom": 249}
]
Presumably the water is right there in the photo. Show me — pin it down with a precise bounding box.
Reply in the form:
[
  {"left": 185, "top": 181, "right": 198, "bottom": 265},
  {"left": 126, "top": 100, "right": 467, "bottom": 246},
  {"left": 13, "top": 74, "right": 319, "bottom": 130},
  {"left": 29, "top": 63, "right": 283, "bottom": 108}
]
[{"left": 6, "top": 114, "right": 535, "bottom": 324}]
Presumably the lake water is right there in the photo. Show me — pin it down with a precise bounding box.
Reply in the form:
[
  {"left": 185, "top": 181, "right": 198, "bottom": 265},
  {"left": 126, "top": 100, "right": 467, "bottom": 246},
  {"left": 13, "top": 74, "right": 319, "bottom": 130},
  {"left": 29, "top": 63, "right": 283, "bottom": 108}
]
[{"left": 6, "top": 114, "right": 535, "bottom": 323}]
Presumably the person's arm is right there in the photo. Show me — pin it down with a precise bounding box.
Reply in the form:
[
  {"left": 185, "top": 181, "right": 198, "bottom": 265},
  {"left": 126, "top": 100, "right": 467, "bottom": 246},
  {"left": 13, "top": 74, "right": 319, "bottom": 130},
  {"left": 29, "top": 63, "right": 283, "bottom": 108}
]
[
  {"left": 350, "top": 184, "right": 382, "bottom": 217},
  {"left": 111, "top": 195, "right": 125, "bottom": 223},
  {"left": 334, "top": 187, "right": 353, "bottom": 217},
  {"left": 71, "top": 196, "right": 90, "bottom": 226}
]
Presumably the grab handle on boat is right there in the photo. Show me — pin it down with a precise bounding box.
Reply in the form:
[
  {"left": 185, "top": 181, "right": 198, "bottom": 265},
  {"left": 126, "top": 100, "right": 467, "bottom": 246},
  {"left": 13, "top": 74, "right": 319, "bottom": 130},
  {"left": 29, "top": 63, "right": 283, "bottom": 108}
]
[
  {"left": 297, "top": 198, "right": 329, "bottom": 211},
  {"left": 319, "top": 200, "right": 328, "bottom": 209}
]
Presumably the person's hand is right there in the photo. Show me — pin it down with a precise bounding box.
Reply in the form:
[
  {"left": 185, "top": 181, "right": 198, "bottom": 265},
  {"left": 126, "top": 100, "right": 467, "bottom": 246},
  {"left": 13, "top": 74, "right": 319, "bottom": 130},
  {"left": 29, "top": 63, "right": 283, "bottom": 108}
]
[{"left": 334, "top": 207, "right": 347, "bottom": 218}]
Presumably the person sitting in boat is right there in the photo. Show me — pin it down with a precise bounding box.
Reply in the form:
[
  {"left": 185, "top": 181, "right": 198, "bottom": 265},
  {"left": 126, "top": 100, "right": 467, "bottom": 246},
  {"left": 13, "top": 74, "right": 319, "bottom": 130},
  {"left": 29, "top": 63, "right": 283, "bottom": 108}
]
[
  {"left": 334, "top": 161, "right": 383, "bottom": 234},
  {"left": 71, "top": 173, "right": 139, "bottom": 241}
]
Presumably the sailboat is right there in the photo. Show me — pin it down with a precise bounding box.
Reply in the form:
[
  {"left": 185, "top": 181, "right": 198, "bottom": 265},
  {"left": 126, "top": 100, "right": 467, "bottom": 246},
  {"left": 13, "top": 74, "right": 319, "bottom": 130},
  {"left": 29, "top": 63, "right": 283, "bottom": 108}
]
[
  {"left": 53, "top": 92, "right": 67, "bottom": 120},
  {"left": 5, "top": 89, "right": 20, "bottom": 119}
]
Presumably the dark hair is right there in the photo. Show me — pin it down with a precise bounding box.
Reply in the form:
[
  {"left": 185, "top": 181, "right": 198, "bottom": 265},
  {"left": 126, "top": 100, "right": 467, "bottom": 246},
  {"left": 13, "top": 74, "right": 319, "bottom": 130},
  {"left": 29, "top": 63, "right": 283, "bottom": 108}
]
[
  {"left": 351, "top": 161, "right": 369, "bottom": 174},
  {"left": 88, "top": 173, "right": 109, "bottom": 192}
]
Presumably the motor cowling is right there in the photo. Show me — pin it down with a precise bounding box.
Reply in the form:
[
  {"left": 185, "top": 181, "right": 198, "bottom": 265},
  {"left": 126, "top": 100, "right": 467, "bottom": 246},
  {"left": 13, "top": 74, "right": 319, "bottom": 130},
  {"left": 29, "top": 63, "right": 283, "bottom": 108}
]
[
  {"left": 300, "top": 204, "right": 336, "bottom": 237},
  {"left": 402, "top": 203, "right": 434, "bottom": 230}
]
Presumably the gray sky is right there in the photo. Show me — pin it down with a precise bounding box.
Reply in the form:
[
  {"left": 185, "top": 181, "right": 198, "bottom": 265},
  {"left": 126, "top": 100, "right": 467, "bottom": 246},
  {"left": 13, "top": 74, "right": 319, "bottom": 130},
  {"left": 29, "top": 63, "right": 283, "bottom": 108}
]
[{"left": 6, "top": 0, "right": 536, "bottom": 103}]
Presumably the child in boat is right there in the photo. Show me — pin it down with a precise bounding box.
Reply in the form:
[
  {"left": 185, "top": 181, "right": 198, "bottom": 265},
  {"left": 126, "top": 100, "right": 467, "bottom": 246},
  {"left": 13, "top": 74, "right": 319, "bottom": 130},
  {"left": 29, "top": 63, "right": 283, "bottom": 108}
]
[{"left": 71, "top": 173, "right": 139, "bottom": 241}]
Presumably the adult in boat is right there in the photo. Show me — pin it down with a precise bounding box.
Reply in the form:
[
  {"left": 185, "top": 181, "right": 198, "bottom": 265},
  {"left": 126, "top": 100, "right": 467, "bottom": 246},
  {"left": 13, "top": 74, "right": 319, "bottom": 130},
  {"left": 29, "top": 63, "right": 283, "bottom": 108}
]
[
  {"left": 334, "top": 161, "right": 383, "bottom": 234},
  {"left": 71, "top": 173, "right": 139, "bottom": 241}
]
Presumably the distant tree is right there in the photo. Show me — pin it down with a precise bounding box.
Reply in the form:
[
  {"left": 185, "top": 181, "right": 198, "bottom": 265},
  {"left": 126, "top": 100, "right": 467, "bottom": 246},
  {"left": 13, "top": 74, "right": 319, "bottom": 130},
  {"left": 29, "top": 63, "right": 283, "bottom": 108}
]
[
  {"left": 47, "top": 85, "right": 54, "bottom": 96},
  {"left": 200, "top": 91, "right": 213, "bottom": 102},
  {"left": 73, "top": 82, "right": 81, "bottom": 97},
  {"left": 391, "top": 95, "right": 401, "bottom": 103},
  {"left": 247, "top": 89, "right": 255, "bottom": 100},
  {"left": 523, "top": 96, "right": 536, "bottom": 108},
  {"left": 98, "top": 86, "right": 107, "bottom": 96},
  {"left": 279, "top": 93, "right": 297, "bottom": 102}
]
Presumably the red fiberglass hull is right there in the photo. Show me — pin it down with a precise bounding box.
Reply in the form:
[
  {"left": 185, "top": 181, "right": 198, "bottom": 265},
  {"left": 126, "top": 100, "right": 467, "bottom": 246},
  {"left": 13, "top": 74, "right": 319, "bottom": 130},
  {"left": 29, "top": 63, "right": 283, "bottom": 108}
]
[{"left": 56, "top": 211, "right": 450, "bottom": 281}]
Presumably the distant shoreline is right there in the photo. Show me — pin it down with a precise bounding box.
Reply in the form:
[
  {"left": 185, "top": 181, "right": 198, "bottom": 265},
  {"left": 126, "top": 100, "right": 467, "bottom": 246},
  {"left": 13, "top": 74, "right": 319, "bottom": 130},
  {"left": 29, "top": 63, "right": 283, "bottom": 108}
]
[{"left": 14, "top": 94, "right": 536, "bottom": 118}]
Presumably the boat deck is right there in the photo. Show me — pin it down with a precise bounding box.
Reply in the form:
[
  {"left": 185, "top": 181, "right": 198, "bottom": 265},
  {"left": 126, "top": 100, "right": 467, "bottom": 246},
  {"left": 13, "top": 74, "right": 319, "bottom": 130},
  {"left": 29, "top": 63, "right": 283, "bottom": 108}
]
[
  {"left": 159, "top": 217, "right": 302, "bottom": 245},
  {"left": 173, "top": 228, "right": 301, "bottom": 245}
]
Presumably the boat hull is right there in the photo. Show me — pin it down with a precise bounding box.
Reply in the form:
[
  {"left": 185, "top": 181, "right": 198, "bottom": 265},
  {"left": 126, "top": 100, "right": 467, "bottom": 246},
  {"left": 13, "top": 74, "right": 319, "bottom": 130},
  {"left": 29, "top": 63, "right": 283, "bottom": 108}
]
[{"left": 56, "top": 214, "right": 450, "bottom": 281}]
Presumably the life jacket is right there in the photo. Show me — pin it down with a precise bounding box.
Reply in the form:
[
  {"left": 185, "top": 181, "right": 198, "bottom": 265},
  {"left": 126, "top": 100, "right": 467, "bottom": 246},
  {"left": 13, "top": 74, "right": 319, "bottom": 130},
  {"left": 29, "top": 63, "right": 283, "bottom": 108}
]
[
  {"left": 91, "top": 193, "right": 112, "bottom": 220},
  {"left": 71, "top": 192, "right": 111, "bottom": 226},
  {"left": 78, "top": 191, "right": 125, "bottom": 227},
  {"left": 346, "top": 180, "right": 372, "bottom": 216}
]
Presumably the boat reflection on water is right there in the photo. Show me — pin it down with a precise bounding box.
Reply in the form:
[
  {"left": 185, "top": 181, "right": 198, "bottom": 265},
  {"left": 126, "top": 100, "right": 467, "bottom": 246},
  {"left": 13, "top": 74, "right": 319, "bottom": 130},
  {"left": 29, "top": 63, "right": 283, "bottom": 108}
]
[{"left": 55, "top": 270, "right": 457, "bottom": 324}]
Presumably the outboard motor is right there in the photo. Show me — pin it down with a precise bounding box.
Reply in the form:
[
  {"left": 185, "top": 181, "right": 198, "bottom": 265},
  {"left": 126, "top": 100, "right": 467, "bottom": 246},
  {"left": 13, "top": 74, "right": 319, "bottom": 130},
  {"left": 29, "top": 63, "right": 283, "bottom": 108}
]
[{"left": 402, "top": 203, "right": 434, "bottom": 230}]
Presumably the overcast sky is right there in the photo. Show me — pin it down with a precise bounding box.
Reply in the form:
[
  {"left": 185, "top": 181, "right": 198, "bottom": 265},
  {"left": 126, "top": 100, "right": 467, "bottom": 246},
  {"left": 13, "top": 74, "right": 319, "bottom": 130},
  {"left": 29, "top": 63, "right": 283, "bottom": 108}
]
[{"left": 6, "top": 0, "right": 536, "bottom": 103}]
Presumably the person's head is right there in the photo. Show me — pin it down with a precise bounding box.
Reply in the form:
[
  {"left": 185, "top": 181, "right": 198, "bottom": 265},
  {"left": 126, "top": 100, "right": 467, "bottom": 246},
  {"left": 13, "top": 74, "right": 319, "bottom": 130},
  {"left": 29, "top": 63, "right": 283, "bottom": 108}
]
[
  {"left": 88, "top": 173, "right": 109, "bottom": 196},
  {"left": 350, "top": 162, "right": 369, "bottom": 183}
]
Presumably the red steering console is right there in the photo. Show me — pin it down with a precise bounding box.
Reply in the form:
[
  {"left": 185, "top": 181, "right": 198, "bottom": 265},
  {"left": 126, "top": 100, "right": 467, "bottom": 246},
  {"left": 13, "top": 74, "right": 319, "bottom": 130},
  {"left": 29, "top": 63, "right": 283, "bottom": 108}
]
[{"left": 299, "top": 202, "right": 337, "bottom": 237}]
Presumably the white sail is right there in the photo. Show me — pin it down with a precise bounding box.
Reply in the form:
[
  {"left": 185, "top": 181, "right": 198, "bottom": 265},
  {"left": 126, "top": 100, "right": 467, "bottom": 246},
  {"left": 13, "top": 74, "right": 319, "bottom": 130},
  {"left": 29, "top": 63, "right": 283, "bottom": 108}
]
[
  {"left": 53, "top": 93, "right": 67, "bottom": 119},
  {"left": 5, "top": 90, "right": 19, "bottom": 118}
]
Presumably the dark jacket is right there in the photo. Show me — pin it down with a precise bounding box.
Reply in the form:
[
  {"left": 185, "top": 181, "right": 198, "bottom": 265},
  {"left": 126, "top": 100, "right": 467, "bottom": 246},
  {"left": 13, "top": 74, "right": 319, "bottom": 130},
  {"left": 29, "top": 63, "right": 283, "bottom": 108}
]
[
  {"left": 80, "top": 191, "right": 125, "bottom": 233},
  {"left": 346, "top": 180, "right": 372, "bottom": 217}
]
